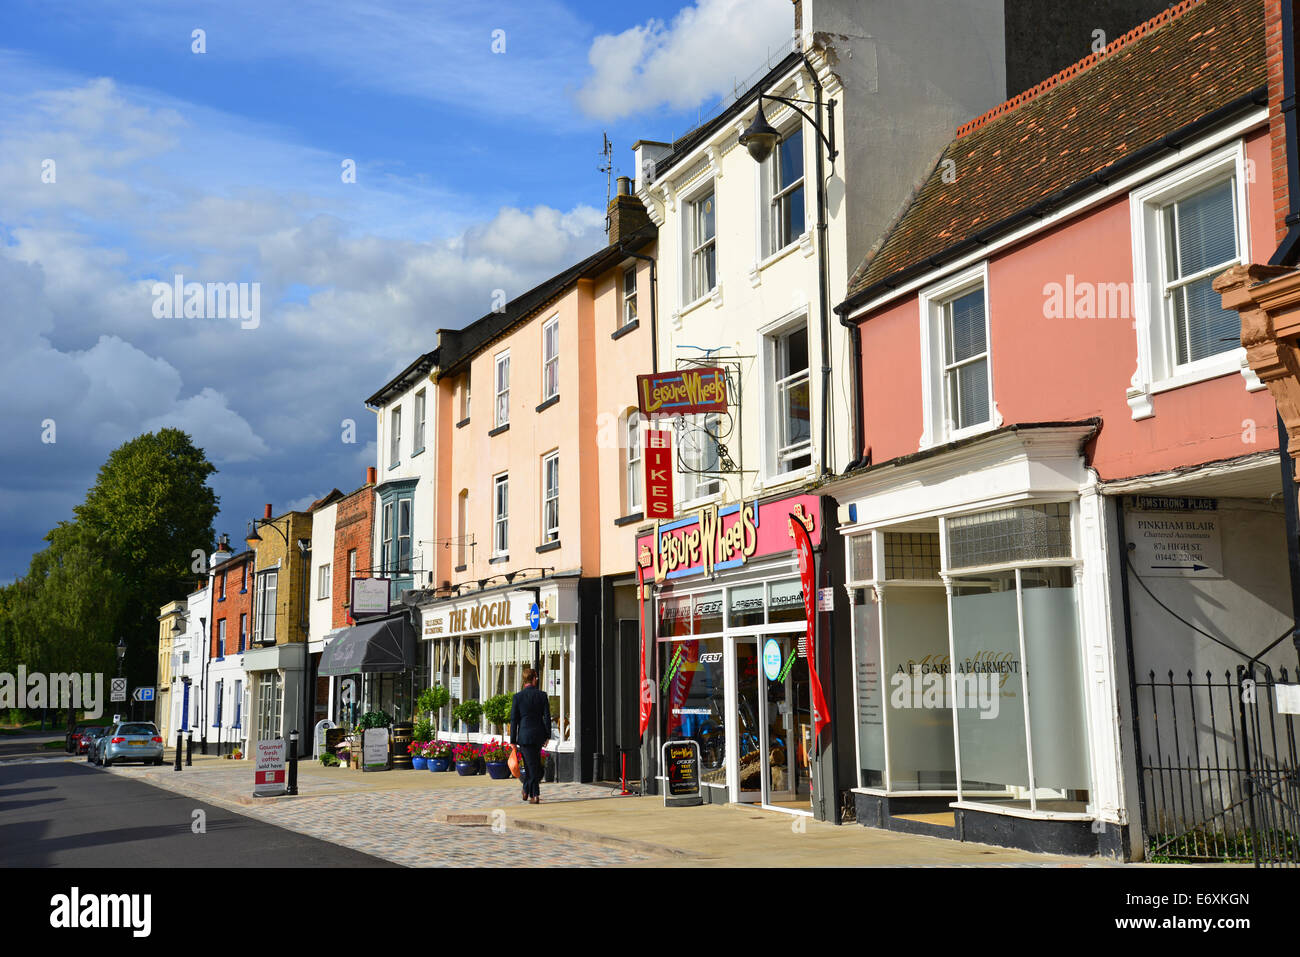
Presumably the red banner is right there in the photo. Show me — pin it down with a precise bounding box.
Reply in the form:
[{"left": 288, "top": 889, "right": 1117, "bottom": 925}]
[
  {"left": 637, "top": 563, "right": 652, "bottom": 739},
  {"left": 790, "top": 513, "right": 830, "bottom": 744},
  {"left": 644, "top": 428, "right": 674, "bottom": 520}
]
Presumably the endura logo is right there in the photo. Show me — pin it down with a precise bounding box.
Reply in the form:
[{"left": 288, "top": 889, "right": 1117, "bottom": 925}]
[{"left": 49, "top": 887, "right": 151, "bottom": 937}]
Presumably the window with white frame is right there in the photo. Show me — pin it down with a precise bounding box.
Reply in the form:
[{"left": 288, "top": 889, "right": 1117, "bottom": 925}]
[
  {"left": 493, "top": 473, "right": 509, "bottom": 555},
  {"left": 398, "top": 499, "right": 412, "bottom": 573},
  {"left": 253, "top": 570, "right": 277, "bottom": 644},
  {"left": 317, "top": 562, "right": 331, "bottom": 600},
  {"left": 460, "top": 372, "right": 471, "bottom": 420},
  {"left": 541, "top": 317, "right": 559, "bottom": 401},
  {"left": 239, "top": 612, "right": 247, "bottom": 652},
  {"left": 1128, "top": 143, "right": 1252, "bottom": 418},
  {"left": 767, "top": 322, "right": 811, "bottom": 474},
  {"left": 382, "top": 502, "right": 393, "bottom": 572},
  {"left": 625, "top": 411, "right": 642, "bottom": 513},
  {"left": 678, "top": 413, "right": 721, "bottom": 503},
  {"left": 217, "top": 619, "right": 226, "bottom": 658},
  {"left": 541, "top": 451, "right": 559, "bottom": 543},
  {"left": 918, "top": 265, "right": 996, "bottom": 448},
  {"left": 389, "top": 405, "right": 401, "bottom": 465},
  {"left": 687, "top": 189, "right": 717, "bottom": 302},
  {"left": 622, "top": 267, "right": 638, "bottom": 326},
  {"left": 413, "top": 389, "right": 426, "bottom": 451},
  {"left": 767, "top": 127, "right": 805, "bottom": 255},
  {"left": 347, "top": 548, "right": 356, "bottom": 582},
  {"left": 494, "top": 352, "right": 510, "bottom": 427}
]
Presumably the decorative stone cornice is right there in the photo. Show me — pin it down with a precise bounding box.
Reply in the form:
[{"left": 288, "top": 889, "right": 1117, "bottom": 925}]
[{"left": 1216, "top": 263, "right": 1300, "bottom": 467}]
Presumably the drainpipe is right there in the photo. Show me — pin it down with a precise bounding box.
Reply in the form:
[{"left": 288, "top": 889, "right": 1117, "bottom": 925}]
[{"left": 801, "top": 53, "right": 834, "bottom": 477}]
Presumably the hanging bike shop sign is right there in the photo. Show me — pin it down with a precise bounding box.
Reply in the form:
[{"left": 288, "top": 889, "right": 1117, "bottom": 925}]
[
  {"left": 637, "top": 367, "right": 728, "bottom": 416},
  {"left": 644, "top": 428, "right": 674, "bottom": 520},
  {"left": 662, "top": 739, "right": 703, "bottom": 807}
]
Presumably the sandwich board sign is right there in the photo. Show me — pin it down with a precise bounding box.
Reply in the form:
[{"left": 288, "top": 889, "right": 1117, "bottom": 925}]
[
  {"left": 662, "top": 740, "right": 703, "bottom": 807},
  {"left": 362, "top": 727, "right": 390, "bottom": 772},
  {"left": 254, "top": 739, "right": 287, "bottom": 797}
]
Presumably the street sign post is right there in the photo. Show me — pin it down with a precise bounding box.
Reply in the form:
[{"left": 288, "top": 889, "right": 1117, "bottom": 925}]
[
  {"left": 110, "top": 678, "right": 127, "bottom": 703},
  {"left": 132, "top": 687, "right": 155, "bottom": 703},
  {"left": 528, "top": 602, "right": 540, "bottom": 642}
]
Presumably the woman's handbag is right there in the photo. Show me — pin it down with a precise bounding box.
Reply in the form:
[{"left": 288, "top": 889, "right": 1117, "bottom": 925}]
[{"left": 508, "top": 745, "right": 522, "bottom": 779}]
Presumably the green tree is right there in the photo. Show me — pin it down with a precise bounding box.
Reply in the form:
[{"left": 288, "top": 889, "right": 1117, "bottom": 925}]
[{"left": 70, "top": 428, "right": 219, "bottom": 694}]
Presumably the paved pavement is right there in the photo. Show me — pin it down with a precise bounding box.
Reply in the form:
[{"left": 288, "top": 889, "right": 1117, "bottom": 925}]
[{"left": 70, "top": 750, "right": 1120, "bottom": 867}]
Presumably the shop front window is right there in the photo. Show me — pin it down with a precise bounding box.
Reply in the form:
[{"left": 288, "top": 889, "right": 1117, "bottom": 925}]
[
  {"left": 852, "top": 588, "right": 885, "bottom": 789},
  {"left": 661, "top": 636, "right": 726, "bottom": 787},
  {"left": 946, "top": 504, "right": 1089, "bottom": 812},
  {"left": 767, "top": 578, "right": 804, "bottom": 624}
]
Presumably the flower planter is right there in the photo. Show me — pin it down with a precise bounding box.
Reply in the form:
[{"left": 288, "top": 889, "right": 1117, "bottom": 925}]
[
  {"left": 455, "top": 760, "right": 478, "bottom": 776},
  {"left": 429, "top": 757, "right": 450, "bottom": 772},
  {"left": 412, "top": 756, "right": 428, "bottom": 771},
  {"left": 484, "top": 760, "right": 511, "bottom": 780}
]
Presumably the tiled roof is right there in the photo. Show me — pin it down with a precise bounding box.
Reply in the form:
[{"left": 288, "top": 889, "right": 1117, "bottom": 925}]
[{"left": 843, "top": 0, "right": 1267, "bottom": 307}]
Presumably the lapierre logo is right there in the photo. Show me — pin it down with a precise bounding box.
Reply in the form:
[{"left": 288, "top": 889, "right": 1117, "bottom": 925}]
[{"left": 50, "top": 887, "right": 151, "bottom": 937}]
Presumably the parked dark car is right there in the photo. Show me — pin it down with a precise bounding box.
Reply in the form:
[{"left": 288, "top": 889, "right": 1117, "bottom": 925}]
[
  {"left": 83, "top": 726, "right": 111, "bottom": 761},
  {"left": 76, "top": 726, "right": 108, "bottom": 755},
  {"left": 97, "top": 722, "right": 165, "bottom": 767},
  {"left": 65, "top": 723, "right": 91, "bottom": 753}
]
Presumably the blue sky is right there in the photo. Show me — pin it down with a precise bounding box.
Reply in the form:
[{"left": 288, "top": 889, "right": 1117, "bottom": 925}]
[{"left": 0, "top": 0, "right": 794, "bottom": 583}]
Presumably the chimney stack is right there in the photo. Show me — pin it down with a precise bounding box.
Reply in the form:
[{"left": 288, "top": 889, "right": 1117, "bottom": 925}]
[
  {"left": 606, "top": 179, "right": 651, "bottom": 245},
  {"left": 366, "top": 466, "right": 377, "bottom": 486},
  {"left": 264, "top": 504, "right": 273, "bottom": 519}
]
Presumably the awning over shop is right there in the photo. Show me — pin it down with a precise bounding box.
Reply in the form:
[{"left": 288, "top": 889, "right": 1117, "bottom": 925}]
[{"left": 318, "top": 614, "right": 416, "bottom": 676}]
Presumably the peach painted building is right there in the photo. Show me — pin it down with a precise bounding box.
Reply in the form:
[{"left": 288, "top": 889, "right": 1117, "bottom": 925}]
[
  {"left": 363, "top": 184, "right": 657, "bottom": 782},
  {"left": 829, "top": 0, "right": 1291, "bottom": 859}
]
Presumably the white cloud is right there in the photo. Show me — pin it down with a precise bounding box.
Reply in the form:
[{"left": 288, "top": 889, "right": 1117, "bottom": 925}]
[
  {"left": 575, "top": 0, "right": 794, "bottom": 121},
  {"left": 0, "top": 66, "right": 610, "bottom": 580}
]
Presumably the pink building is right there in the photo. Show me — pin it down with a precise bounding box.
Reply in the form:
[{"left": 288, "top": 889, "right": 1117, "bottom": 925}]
[{"left": 829, "top": 0, "right": 1293, "bottom": 859}]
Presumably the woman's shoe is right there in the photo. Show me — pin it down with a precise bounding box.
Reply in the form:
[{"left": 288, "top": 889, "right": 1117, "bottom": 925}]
[{"left": 530, "top": 796, "right": 540, "bottom": 804}]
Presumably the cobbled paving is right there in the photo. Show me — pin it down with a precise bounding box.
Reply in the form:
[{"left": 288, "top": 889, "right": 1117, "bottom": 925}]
[{"left": 101, "top": 762, "right": 652, "bottom": 867}]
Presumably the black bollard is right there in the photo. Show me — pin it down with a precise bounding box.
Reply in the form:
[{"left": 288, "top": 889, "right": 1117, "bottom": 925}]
[
  {"left": 185, "top": 731, "right": 193, "bottom": 767},
  {"left": 287, "top": 730, "right": 299, "bottom": 796},
  {"left": 173, "top": 732, "right": 183, "bottom": 771}
]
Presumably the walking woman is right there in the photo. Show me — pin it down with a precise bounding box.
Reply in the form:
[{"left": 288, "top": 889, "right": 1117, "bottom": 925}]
[{"left": 510, "top": 668, "right": 550, "bottom": 804}]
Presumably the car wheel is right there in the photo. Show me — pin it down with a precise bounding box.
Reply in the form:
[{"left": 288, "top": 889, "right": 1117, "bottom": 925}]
[{"left": 102, "top": 758, "right": 112, "bottom": 768}]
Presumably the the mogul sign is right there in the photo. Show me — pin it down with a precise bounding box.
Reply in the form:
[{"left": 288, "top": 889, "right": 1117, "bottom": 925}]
[
  {"left": 423, "top": 590, "right": 568, "bottom": 638},
  {"left": 636, "top": 494, "right": 822, "bottom": 585}
]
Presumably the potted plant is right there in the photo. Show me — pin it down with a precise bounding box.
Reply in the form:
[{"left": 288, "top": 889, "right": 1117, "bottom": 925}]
[
  {"left": 542, "top": 749, "right": 556, "bottom": 782},
  {"left": 480, "top": 739, "right": 513, "bottom": 779},
  {"left": 319, "top": 752, "right": 339, "bottom": 767},
  {"left": 408, "top": 740, "right": 429, "bottom": 771},
  {"left": 417, "top": 685, "right": 450, "bottom": 720},
  {"left": 451, "top": 699, "right": 483, "bottom": 733},
  {"left": 232, "top": 747, "right": 243, "bottom": 761},
  {"left": 482, "top": 693, "right": 512, "bottom": 735},
  {"left": 428, "top": 739, "right": 453, "bottom": 772},
  {"left": 452, "top": 742, "right": 480, "bottom": 775}
]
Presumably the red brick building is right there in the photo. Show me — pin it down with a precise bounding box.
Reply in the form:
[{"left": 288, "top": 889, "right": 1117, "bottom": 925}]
[{"left": 333, "top": 467, "right": 377, "bottom": 628}]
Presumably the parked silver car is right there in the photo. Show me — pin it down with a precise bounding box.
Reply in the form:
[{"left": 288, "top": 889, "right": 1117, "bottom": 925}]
[{"left": 96, "top": 722, "right": 165, "bottom": 767}]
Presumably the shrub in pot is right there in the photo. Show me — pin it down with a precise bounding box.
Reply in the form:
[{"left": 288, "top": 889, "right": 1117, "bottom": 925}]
[
  {"left": 452, "top": 699, "right": 483, "bottom": 733},
  {"left": 482, "top": 693, "right": 511, "bottom": 735}
]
